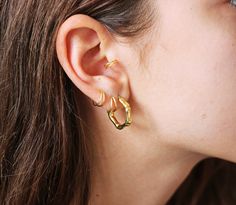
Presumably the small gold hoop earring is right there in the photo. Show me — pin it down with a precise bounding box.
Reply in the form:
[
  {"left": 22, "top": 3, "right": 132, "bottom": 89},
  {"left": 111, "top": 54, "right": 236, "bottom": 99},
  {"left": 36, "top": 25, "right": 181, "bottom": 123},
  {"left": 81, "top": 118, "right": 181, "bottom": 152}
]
[
  {"left": 92, "top": 89, "right": 106, "bottom": 107},
  {"left": 107, "top": 96, "right": 132, "bottom": 130},
  {"left": 104, "top": 59, "right": 118, "bottom": 69}
]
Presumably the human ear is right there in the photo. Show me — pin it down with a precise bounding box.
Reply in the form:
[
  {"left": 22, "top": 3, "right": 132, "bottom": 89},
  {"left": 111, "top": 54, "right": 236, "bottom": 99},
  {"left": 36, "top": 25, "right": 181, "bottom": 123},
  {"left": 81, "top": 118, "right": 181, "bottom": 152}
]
[{"left": 55, "top": 14, "right": 130, "bottom": 111}]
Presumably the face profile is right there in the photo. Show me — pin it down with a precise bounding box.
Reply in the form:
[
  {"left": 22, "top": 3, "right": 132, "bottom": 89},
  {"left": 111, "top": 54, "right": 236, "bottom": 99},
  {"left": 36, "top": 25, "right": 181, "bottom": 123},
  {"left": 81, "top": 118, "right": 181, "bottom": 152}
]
[{"left": 1, "top": 0, "right": 236, "bottom": 205}]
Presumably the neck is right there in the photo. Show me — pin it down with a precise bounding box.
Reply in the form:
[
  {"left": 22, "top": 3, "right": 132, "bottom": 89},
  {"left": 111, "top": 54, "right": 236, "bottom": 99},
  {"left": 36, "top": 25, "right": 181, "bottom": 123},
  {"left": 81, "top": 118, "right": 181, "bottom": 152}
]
[
  {"left": 89, "top": 143, "right": 203, "bottom": 205},
  {"left": 78, "top": 97, "right": 205, "bottom": 205}
]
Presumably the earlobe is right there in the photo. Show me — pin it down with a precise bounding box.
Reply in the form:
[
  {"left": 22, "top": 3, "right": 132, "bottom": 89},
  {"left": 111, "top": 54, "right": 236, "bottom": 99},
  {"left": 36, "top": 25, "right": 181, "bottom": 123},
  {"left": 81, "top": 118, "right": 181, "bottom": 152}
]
[{"left": 55, "top": 14, "right": 131, "bottom": 111}]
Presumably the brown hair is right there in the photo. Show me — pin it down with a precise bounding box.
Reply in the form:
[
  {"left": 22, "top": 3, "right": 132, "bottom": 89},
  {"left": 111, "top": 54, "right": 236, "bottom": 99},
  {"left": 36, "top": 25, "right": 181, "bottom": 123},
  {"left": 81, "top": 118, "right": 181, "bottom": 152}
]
[{"left": 0, "top": 0, "right": 236, "bottom": 205}]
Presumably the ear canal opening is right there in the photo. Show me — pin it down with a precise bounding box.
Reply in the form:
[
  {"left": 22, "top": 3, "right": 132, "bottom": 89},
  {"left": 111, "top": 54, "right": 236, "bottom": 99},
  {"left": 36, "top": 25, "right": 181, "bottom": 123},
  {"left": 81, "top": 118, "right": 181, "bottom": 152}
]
[{"left": 81, "top": 43, "right": 107, "bottom": 76}]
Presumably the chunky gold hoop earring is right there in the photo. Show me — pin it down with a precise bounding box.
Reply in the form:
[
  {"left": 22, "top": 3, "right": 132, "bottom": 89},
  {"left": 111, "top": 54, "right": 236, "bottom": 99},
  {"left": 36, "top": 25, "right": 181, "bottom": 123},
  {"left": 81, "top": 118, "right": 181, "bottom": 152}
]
[
  {"left": 104, "top": 59, "right": 118, "bottom": 69},
  {"left": 107, "top": 96, "right": 132, "bottom": 130},
  {"left": 92, "top": 89, "right": 106, "bottom": 107}
]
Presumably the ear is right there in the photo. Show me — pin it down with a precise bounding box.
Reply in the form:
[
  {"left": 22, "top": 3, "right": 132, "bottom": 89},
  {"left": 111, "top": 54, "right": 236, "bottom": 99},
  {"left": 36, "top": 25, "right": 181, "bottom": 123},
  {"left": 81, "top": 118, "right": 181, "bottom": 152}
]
[{"left": 56, "top": 14, "right": 130, "bottom": 111}]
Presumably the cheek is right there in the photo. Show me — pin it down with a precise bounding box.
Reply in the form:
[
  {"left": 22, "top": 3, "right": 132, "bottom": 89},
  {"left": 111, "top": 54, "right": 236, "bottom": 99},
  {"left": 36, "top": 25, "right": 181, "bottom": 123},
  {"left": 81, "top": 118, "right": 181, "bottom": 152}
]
[{"left": 144, "top": 15, "right": 236, "bottom": 161}]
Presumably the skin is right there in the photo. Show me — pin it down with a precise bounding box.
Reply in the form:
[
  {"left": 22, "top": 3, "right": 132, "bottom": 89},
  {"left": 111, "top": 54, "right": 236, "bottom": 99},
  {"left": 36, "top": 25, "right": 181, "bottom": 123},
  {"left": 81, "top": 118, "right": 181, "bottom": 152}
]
[{"left": 56, "top": 0, "right": 236, "bottom": 204}]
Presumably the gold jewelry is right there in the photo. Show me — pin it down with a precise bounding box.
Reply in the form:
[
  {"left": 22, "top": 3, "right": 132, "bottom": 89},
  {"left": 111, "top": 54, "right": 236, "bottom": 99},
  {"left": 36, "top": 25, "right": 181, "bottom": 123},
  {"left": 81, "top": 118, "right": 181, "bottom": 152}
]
[
  {"left": 104, "top": 59, "right": 118, "bottom": 69},
  {"left": 92, "top": 89, "right": 106, "bottom": 107},
  {"left": 110, "top": 96, "right": 118, "bottom": 111},
  {"left": 107, "top": 96, "right": 132, "bottom": 130}
]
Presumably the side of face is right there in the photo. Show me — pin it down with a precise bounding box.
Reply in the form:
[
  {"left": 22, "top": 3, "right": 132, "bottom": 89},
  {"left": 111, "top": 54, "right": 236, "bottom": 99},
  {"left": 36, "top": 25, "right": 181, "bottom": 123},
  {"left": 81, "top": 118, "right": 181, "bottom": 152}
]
[{"left": 119, "top": 0, "right": 236, "bottom": 162}]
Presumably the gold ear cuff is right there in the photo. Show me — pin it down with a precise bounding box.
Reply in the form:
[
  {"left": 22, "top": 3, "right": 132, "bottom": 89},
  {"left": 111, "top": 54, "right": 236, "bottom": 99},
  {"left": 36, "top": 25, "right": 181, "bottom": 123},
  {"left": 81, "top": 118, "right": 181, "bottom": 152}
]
[
  {"left": 92, "top": 59, "right": 132, "bottom": 130},
  {"left": 104, "top": 59, "right": 118, "bottom": 69}
]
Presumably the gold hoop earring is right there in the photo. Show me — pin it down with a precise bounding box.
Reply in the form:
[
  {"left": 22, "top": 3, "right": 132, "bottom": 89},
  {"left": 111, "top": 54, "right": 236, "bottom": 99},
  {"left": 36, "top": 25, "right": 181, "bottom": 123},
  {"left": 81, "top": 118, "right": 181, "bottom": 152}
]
[
  {"left": 104, "top": 59, "right": 118, "bottom": 69},
  {"left": 92, "top": 89, "right": 106, "bottom": 107},
  {"left": 107, "top": 96, "right": 132, "bottom": 130}
]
